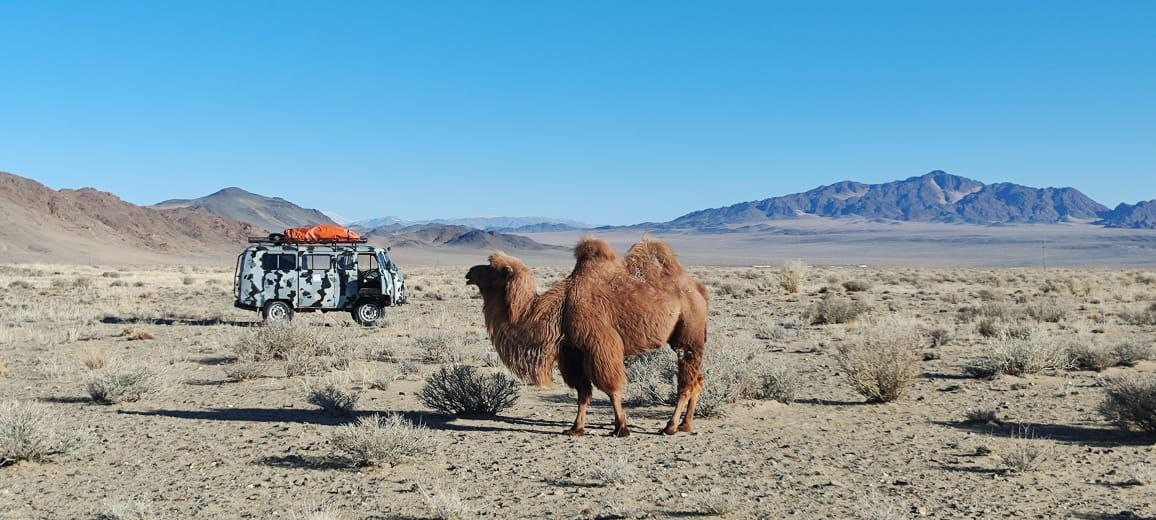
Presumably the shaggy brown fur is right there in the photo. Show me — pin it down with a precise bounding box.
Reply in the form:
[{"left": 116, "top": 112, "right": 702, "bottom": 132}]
[{"left": 466, "top": 236, "right": 709, "bottom": 436}]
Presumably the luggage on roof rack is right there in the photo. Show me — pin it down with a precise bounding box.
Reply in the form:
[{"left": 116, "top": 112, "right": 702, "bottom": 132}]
[{"left": 281, "top": 225, "right": 362, "bottom": 243}]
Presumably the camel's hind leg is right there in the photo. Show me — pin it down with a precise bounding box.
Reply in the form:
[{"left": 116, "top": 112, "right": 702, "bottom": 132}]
[
  {"left": 558, "top": 344, "right": 592, "bottom": 436},
  {"left": 584, "top": 339, "right": 630, "bottom": 437},
  {"left": 663, "top": 319, "right": 707, "bottom": 435}
]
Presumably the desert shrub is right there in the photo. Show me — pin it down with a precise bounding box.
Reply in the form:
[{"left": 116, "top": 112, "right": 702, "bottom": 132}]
[
  {"left": 857, "top": 493, "right": 909, "bottom": 520},
  {"left": 367, "top": 367, "right": 397, "bottom": 390},
  {"left": 181, "top": 276, "right": 195, "bottom": 285},
  {"left": 976, "top": 318, "right": 1000, "bottom": 338},
  {"left": 699, "top": 489, "right": 739, "bottom": 516},
  {"left": 1100, "top": 376, "right": 1156, "bottom": 434},
  {"left": 419, "top": 365, "right": 520, "bottom": 416},
  {"left": 625, "top": 350, "right": 678, "bottom": 406},
  {"left": 330, "top": 413, "right": 436, "bottom": 466},
  {"left": 806, "top": 295, "right": 870, "bottom": 325},
  {"left": 964, "top": 404, "right": 1000, "bottom": 424},
  {"left": 977, "top": 288, "right": 1005, "bottom": 302},
  {"left": 98, "top": 500, "right": 154, "bottom": 520},
  {"left": 1001, "top": 428, "right": 1050, "bottom": 473},
  {"left": 78, "top": 349, "right": 109, "bottom": 370},
  {"left": 695, "top": 343, "right": 762, "bottom": 417},
  {"left": 85, "top": 366, "right": 168, "bottom": 404},
  {"left": 305, "top": 378, "right": 360, "bottom": 417},
  {"left": 754, "top": 323, "right": 789, "bottom": 341},
  {"left": 75, "top": 277, "right": 93, "bottom": 289},
  {"left": 928, "top": 328, "right": 952, "bottom": 348},
  {"left": 1025, "top": 299, "right": 1067, "bottom": 323},
  {"left": 1111, "top": 341, "right": 1153, "bottom": 367},
  {"left": 236, "top": 322, "right": 325, "bottom": 361},
  {"left": 1124, "top": 464, "right": 1156, "bottom": 486},
  {"left": 1119, "top": 303, "right": 1156, "bottom": 326},
  {"left": 1068, "top": 343, "right": 1116, "bottom": 372},
  {"left": 414, "top": 331, "right": 466, "bottom": 364},
  {"left": 0, "top": 361, "right": 9, "bottom": 379},
  {"left": 224, "top": 362, "right": 265, "bottom": 381},
  {"left": 593, "top": 452, "right": 635, "bottom": 485},
  {"left": 0, "top": 401, "right": 84, "bottom": 465},
  {"left": 8, "top": 280, "right": 33, "bottom": 290},
  {"left": 398, "top": 359, "right": 423, "bottom": 378},
  {"left": 840, "top": 280, "right": 872, "bottom": 292},
  {"left": 101, "top": 271, "right": 120, "bottom": 278},
  {"left": 963, "top": 334, "right": 1070, "bottom": 378},
  {"left": 751, "top": 361, "right": 800, "bottom": 404},
  {"left": 778, "top": 260, "right": 808, "bottom": 294},
  {"left": 420, "top": 484, "right": 469, "bottom": 520},
  {"left": 834, "top": 319, "right": 922, "bottom": 403},
  {"left": 125, "top": 330, "right": 154, "bottom": 341}
]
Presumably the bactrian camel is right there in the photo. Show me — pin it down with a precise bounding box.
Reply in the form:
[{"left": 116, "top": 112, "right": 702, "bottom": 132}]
[{"left": 465, "top": 236, "right": 709, "bottom": 436}]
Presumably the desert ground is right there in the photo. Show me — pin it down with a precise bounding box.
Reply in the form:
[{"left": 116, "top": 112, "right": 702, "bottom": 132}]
[{"left": 2, "top": 259, "right": 1156, "bottom": 519}]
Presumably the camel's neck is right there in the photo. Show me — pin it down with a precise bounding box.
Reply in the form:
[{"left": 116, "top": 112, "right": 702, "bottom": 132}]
[{"left": 479, "top": 273, "right": 563, "bottom": 386}]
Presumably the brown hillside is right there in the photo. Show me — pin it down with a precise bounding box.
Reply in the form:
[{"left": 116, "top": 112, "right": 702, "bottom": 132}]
[{"left": 0, "top": 172, "right": 261, "bottom": 263}]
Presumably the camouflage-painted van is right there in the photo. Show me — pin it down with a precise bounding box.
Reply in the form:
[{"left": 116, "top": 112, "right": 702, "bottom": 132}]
[{"left": 233, "top": 237, "right": 406, "bottom": 325}]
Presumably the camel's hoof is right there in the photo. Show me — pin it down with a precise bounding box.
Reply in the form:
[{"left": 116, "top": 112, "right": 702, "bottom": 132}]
[
  {"left": 661, "top": 426, "right": 679, "bottom": 436},
  {"left": 677, "top": 423, "right": 693, "bottom": 433},
  {"left": 612, "top": 426, "right": 631, "bottom": 438},
  {"left": 562, "top": 428, "right": 586, "bottom": 436}
]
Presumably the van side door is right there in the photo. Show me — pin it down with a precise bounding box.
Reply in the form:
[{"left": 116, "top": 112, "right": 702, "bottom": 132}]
[{"left": 298, "top": 253, "right": 338, "bottom": 308}]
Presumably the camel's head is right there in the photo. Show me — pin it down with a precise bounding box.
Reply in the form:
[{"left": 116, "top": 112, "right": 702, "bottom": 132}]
[{"left": 465, "top": 252, "right": 527, "bottom": 292}]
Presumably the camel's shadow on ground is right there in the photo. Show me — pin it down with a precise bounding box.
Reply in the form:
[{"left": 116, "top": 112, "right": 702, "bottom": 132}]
[{"left": 114, "top": 407, "right": 638, "bottom": 436}]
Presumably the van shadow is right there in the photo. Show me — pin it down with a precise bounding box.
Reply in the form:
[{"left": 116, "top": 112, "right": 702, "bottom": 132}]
[
  {"left": 935, "top": 420, "right": 1154, "bottom": 447},
  {"left": 100, "top": 316, "right": 254, "bottom": 327}
]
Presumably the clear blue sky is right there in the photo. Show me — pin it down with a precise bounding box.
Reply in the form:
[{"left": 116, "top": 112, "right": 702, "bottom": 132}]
[{"left": 2, "top": 1, "right": 1153, "bottom": 225}]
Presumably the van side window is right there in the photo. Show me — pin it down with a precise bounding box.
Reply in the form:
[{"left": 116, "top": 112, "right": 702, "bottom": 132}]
[
  {"left": 300, "top": 254, "right": 333, "bottom": 271},
  {"left": 261, "top": 253, "right": 296, "bottom": 271},
  {"left": 337, "top": 254, "right": 355, "bottom": 270},
  {"left": 357, "top": 253, "right": 378, "bottom": 272}
]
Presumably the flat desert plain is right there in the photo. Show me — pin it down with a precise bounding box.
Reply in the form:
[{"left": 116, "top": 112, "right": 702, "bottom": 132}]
[{"left": 2, "top": 260, "right": 1156, "bottom": 519}]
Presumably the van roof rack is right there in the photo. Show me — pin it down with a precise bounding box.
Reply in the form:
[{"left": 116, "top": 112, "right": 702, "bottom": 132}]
[{"left": 247, "top": 236, "right": 369, "bottom": 245}]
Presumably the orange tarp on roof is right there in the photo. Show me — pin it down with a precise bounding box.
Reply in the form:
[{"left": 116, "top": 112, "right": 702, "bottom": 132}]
[{"left": 283, "top": 225, "right": 361, "bottom": 243}]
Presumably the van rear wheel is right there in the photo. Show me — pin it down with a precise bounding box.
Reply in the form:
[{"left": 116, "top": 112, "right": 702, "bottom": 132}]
[
  {"left": 352, "top": 301, "right": 382, "bottom": 326},
  {"left": 262, "top": 301, "right": 294, "bottom": 323}
]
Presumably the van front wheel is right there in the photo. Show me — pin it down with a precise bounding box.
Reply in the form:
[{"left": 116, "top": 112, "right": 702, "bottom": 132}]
[
  {"left": 352, "top": 301, "right": 382, "bottom": 326},
  {"left": 262, "top": 301, "right": 294, "bottom": 323}
]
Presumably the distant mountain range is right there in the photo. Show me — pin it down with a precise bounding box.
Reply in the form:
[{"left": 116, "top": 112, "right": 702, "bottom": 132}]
[
  {"left": 350, "top": 216, "right": 589, "bottom": 232},
  {"left": 153, "top": 187, "right": 335, "bottom": 232},
  {"left": 654, "top": 171, "right": 1133, "bottom": 230}
]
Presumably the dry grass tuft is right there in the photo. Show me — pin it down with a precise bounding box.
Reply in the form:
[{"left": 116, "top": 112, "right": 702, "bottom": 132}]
[
  {"left": 224, "top": 362, "right": 265, "bottom": 382},
  {"left": 98, "top": 500, "right": 154, "bottom": 520},
  {"left": 834, "top": 319, "right": 922, "bottom": 403},
  {"left": 1100, "top": 376, "right": 1156, "bottom": 434},
  {"left": 1111, "top": 341, "right": 1153, "bottom": 367},
  {"left": 304, "top": 378, "right": 360, "bottom": 417},
  {"left": 85, "top": 365, "right": 168, "bottom": 404},
  {"left": 964, "top": 404, "right": 1000, "bottom": 424},
  {"left": 419, "top": 484, "right": 470, "bottom": 520},
  {"left": 593, "top": 451, "right": 635, "bottom": 485},
  {"left": 807, "top": 294, "right": 871, "bottom": 325},
  {"left": 1068, "top": 342, "right": 1116, "bottom": 372},
  {"left": 1, "top": 400, "right": 84, "bottom": 465},
  {"left": 78, "top": 348, "right": 109, "bottom": 370},
  {"left": 1000, "top": 428, "right": 1051, "bottom": 473},
  {"left": 414, "top": 331, "right": 467, "bottom": 364},
  {"left": 330, "top": 413, "right": 437, "bottom": 466},
  {"left": 963, "top": 333, "right": 1071, "bottom": 378},
  {"left": 778, "top": 259, "right": 808, "bottom": 294},
  {"left": 418, "top": 365, "right": 520, "bottom": 417},
  {"left": 0, "top": 360, "right": 10, "bottom": 379}
]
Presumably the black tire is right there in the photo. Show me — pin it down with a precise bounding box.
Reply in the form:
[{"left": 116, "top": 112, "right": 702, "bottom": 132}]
[
  {"left": 352, "top": 300, "right": 382, "bottom": 326},
  {"left": 262, "top": 301, "right": 294, "bottom": 323}
]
